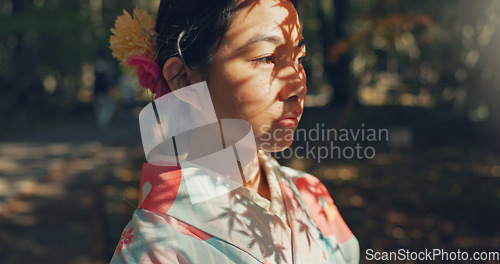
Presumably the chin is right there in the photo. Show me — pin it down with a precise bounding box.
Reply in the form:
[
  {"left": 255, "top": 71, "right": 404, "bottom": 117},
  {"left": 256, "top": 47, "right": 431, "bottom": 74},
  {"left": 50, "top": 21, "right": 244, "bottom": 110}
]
[
  {"left": 255, "top": 124, "right": 296, "bottom": 152},
  {"left": 258, "top": 139, "right": 294, "bottom": 153}
]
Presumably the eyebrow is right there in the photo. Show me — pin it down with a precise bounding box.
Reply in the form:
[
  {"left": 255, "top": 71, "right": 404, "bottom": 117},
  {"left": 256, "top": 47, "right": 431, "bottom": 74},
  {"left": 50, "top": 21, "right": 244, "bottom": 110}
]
[
  {"left": 240, "top": 33, "right": 306, "bottom": 50},
  {"left": 242, "top": 34, "right": 281, "bottom": 49}
]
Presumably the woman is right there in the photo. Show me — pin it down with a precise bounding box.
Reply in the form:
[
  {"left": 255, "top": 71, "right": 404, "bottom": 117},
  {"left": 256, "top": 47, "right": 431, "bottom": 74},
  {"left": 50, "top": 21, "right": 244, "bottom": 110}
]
[{"left": 109, "top": 0, "right": 359, "bottom": 263}]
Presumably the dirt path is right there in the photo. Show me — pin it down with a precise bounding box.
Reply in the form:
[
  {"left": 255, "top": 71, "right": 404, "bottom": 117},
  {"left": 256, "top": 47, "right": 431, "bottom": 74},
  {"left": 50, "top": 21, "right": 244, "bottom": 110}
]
[{"left": 0, "top": 118, "right": 142, "bottom": 263}]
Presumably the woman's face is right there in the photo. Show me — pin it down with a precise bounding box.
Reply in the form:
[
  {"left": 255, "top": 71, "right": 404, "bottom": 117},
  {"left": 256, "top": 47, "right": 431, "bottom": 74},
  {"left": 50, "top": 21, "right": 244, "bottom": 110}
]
[{"left": 207, "top": 0, "right": 307, "bottom": 152}]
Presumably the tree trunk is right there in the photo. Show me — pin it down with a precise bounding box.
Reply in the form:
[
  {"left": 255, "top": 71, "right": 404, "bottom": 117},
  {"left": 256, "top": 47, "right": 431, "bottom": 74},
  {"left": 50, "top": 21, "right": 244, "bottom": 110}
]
[{"left": 326, "top": 0, "right": 352, "bottom": 107}]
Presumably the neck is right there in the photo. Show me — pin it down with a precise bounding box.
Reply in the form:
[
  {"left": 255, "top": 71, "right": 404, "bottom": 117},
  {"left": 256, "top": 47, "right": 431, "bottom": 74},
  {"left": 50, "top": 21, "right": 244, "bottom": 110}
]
[{"left": 244, "top": 164, "right": 271, "bottom": 200}]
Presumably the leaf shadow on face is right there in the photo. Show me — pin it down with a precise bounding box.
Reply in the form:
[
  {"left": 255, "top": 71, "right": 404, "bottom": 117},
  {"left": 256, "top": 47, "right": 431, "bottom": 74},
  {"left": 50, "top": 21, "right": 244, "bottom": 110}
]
[
  {"left": 218, "top": 0, "right": 307, "bottom": 139},
  {"left": 197, "top": 1, "right": 317, "bottom": 261},
  {"left": 234, "top": 0, "right": 306, "bottom": 85}
]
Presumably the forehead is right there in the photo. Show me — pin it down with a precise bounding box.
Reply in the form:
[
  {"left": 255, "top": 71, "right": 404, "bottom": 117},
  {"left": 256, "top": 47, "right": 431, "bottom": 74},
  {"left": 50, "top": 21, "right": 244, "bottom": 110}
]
[{"left": 222, "top": 0, "right": 302, "bottom": 48}]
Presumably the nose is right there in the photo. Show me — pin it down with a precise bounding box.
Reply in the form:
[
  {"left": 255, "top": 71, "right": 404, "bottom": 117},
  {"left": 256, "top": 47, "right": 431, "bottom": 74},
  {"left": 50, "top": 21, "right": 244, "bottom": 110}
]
[{"left": 278, "top": 64, "right": 307, "bottom": 101}]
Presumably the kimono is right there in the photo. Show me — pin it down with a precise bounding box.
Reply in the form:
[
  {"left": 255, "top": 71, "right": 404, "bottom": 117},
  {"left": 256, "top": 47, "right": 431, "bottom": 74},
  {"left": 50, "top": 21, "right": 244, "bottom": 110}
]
[{"left": 110, "top": 151, "right": 359, "bottom": 263}]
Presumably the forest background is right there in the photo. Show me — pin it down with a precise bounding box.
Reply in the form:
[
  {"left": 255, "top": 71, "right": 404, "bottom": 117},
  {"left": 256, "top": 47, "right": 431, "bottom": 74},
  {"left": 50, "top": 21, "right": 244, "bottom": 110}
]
[{"left": 1, "top": 0, "right": 500, "bottom": 263}]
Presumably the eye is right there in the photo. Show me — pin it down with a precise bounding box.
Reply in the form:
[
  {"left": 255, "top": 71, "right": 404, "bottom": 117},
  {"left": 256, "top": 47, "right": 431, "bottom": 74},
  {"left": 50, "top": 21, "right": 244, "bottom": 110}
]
[
  {"left": 253, "top": 55, "right": 276, "bottom": 65},
  {"left": 296, "top": 55, "right": 306, "bottom": 65}
]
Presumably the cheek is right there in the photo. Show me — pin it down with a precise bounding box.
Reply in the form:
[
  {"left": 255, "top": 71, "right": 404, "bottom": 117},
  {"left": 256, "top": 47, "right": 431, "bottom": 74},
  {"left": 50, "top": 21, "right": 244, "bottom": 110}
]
[{"left": 212, "top": 71, "right": 275, "bottom": 118}]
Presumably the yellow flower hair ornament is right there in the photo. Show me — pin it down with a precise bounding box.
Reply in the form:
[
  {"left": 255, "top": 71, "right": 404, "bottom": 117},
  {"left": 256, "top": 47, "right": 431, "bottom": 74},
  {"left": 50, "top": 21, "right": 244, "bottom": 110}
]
[{"left": 110, "top": 8, "right": 170, "bottom": 97}]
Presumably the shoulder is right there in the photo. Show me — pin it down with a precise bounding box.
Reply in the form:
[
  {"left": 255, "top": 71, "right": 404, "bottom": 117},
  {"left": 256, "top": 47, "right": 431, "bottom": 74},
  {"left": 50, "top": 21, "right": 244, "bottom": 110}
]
[
  {"left": 281, "top": 166, "right": 357, "bottom": 244},
  {"left": 281, "top": 166, "right": 336, "bottom": 215},
  {"left": 110, "top": 209, "right": 261, "bottom": 264},
  {"left": 281, "top": 166, "right": 331, "bottom": 202},
  {"left": 281, "top": 166, "right": 360, "bottom": 263},
  {"left": 110, "top": 209, "right": 211, "bottom": 264}
]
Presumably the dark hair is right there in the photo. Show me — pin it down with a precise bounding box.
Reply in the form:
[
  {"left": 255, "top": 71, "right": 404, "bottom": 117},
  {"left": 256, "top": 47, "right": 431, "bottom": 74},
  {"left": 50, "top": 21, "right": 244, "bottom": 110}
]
[
  {"left": 155, "top": 0, "right": 238, "bottom": 79},
  {"left": 155, "top": 0, "right": 298, "bottom": 92}
]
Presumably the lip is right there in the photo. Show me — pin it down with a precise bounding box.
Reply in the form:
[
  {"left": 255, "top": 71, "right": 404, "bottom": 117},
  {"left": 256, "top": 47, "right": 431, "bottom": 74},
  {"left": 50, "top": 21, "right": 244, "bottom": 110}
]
[
  {"left": 276, "top": 118, "right": 298, "bottom": 127},
  {"left": 276, "top": 111, "right": 302, "bottom": 127}
]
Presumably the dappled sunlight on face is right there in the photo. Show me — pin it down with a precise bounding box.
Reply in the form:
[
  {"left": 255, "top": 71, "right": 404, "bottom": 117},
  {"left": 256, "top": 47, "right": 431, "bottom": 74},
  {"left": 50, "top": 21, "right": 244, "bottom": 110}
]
[{"left": 207, "top": 0, "right": 307, "bottom": 152}]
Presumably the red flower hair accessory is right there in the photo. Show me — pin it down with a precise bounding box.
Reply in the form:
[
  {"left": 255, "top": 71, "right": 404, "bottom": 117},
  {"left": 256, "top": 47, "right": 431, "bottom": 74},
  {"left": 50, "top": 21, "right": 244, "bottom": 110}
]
[
  {"left": 110, "top": 8, "right": 169, "bottom": 97},
  {"left": 127, "top": 55, "right": 170, "bottom": 97}
]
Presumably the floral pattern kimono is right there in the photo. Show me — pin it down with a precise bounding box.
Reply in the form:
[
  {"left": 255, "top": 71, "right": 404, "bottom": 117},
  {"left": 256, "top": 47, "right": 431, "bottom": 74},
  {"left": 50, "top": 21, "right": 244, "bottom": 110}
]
[{"left": 110, "top": 151, "right": 359, "bottom": 263}]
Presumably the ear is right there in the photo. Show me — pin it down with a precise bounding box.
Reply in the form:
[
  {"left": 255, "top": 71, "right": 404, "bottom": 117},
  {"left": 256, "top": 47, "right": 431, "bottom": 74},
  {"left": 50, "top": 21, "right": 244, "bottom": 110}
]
[{"left": 162, "top": 57, "right": 203, "bottom": 91}]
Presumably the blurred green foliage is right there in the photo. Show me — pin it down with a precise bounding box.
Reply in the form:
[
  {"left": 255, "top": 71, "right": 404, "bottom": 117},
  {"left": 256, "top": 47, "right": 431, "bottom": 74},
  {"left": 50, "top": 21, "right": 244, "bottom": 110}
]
[
  {"left": 300, "top": 0, "right": 500, "bottom": 129},
  {"left": 2, "top": 0, "right": 500, "bottom": 124},
  {"left": 0, "top": 0, "right": 136, "bottom": 104},
  {"left": 1, "top": 0, "right": 499, "bottom": 260}
]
